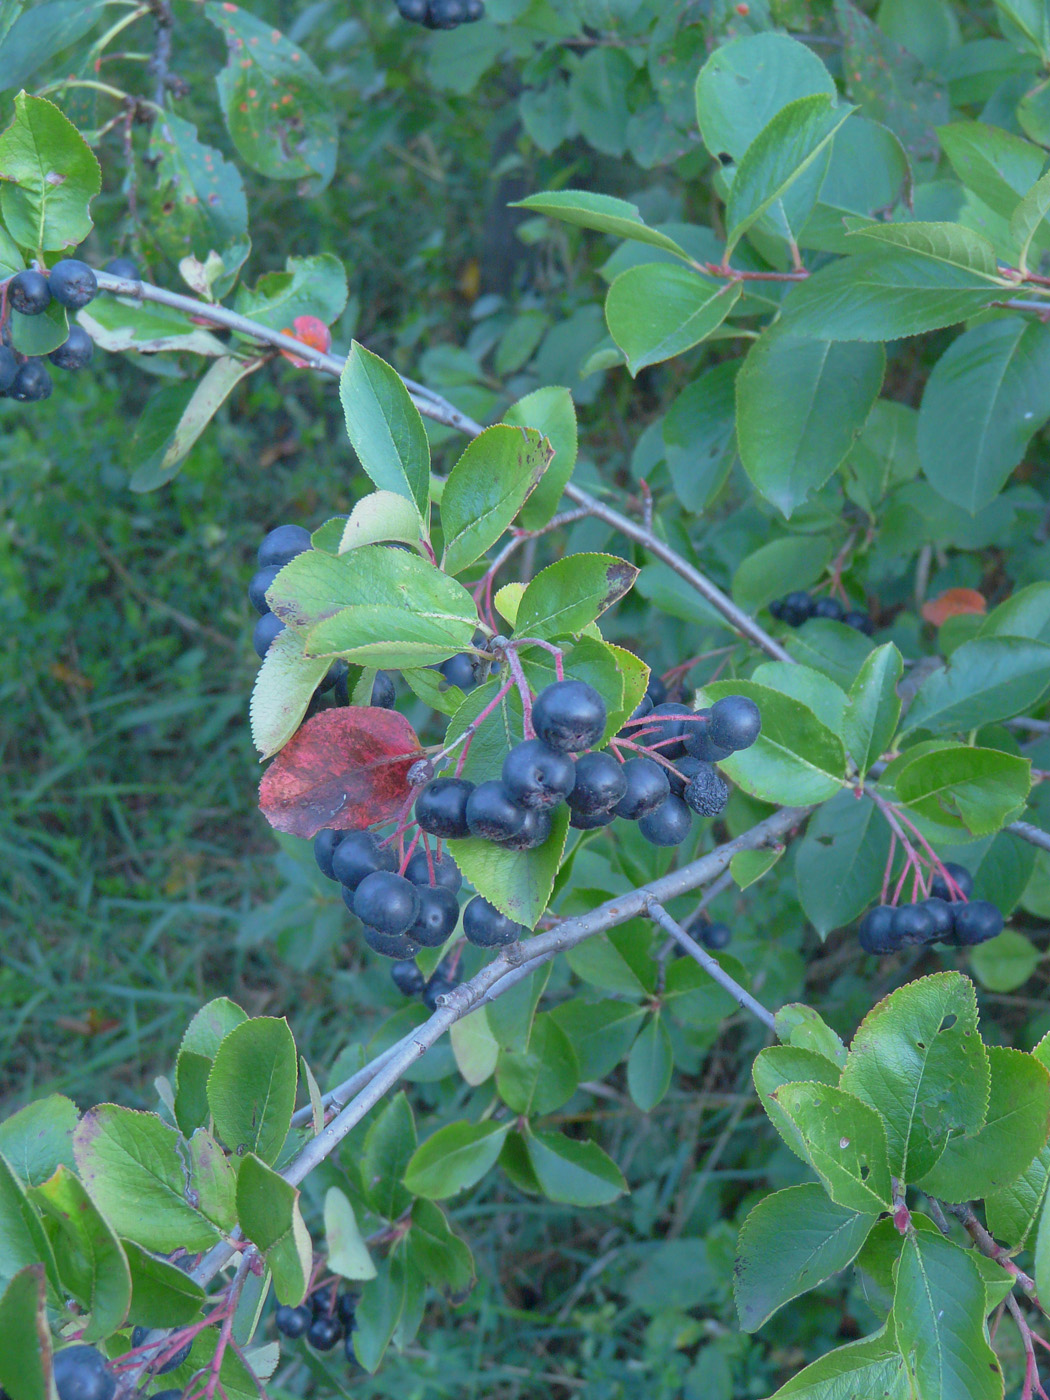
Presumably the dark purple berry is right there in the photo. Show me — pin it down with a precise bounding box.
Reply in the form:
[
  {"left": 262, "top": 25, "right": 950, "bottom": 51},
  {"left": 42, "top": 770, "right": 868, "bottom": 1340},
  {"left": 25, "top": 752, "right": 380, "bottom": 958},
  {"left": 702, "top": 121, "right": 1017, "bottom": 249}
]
[
  {"left": 569, "top": 808, "right": 615, "bottom": 830},
  {"left": 104, "top": 256, "right": 139, "bottom": 280},
  {"left": 930, "top": 863, "right": 974, "bottom": 902},
  {"left": 920, "top": 897, "right": 954, "bottom": 943},
  {"left": 252, "top": 611, "right": 284, "bottom": 657},
  {"left": 531, "top": 680, "right": 606, "bottom": 753},
  {"left": 812, "top": 596, "right": 845, "bottom": 622},
  {"left": 11, "top": 358, "right": 52, "bottom": 401},
  {"left": 48, "top": 258, "right": 97, "bottom": 309},
  {"left": 645, "top": 674, "right": 668, "bottom": 706},
  {"left": 783, "top": 591, "right": 815, "bottom": 626},
  {"left": 640, "top": 702, "right": 691, "bottom": 759},
  {"left": 404, "top": 848, "right": 462, "bottom": 892},
  {"left": 48, "top": 324, "right": 94, "bottom": 370},
  {"left": 501, "top": 738, "right": 576, "bottom": 809},
  {"left": 332, "top": 831, "right": 396, "bottom": 889},
  {"left": 9, "top": 269, "right": 51, "bottom": 315},
  {"left": 353, "top": 871, "right": 420, "bottom": 936},
  {"left": 858, "top": 905, "right": 897, "bottom": 954},
  {"left": 769, "top": 598, "right": 786, "bottom": 620},
  {"left": 568, "top": 751, "right": 627, "bottom": 816},
  {"left": 397, "top": 0, "right": 429, "bottom": 17},
  {"left": 361, "top": 924, "right": 422, "bottom": 959},
  {"left": 683, "top": 718, "right": 734, "bottom": 762},
  {"left": 612, "top": 756, "right": 669, "bottom": 820},
  {"left": 638, "top": 794, "right": 693, "bottom": 846},
  {"left": 258, "top": 523, "right": 311, "bottom": 568},
  {"left": 307, "top": 1313, "right": 343, "bottom": 1350},
  {"left": 249, "top": 564, "right": 281, "bottom": 615},
  {"left": 314, "top": 830, "right": 345, "bottom": 880},
  {"left": 130, "top": 1328, "right": 190, "bottom": 1374},
  {"left": 337, "top": 1290, "right": 358, "bottom": 1324},
  {"left": 497, "top": 805, "right": 552, "bottom": 850},
  {"left": 700, "top": 920, "right": 732, "bottom": 950},
  {"left": 891, "top": 903, "right": 937, "bottom": 947},
  {"left": 844, "top": 610, "right": 874, "bottom": 635},
  {"left": 415, "top": 777, "right": 475, "bottom": 839},
  {"left": 391, "top": 959, "right": 425, "bottom": 995},
  {"left": 465, "top": 780, "right": 527, "bottom": 842},
  {"left": 707, "top": 696, "right": 761, "bottom": 753},
  {"left": 52, "top": 1348, "right": 116, "bottom": 1400},
  {"left": 408, "top": 884, "right": 460, "bottom": 946},
  {"left": 463, "top": 895, "right": 525, "bottom": 947},
  {"left": 0, "top": 345, "right": 15, "bottom": 392},
  {"left": 422, "top": 973, "right": 458, "bottom": 1010},
  {"left": 440, "top": 653, "right": 477, "bottom": 690},
  {"left": 371, "top": 671, "right": 396, "bottom": 708},
  {"left": 951, "top": 900, "right": 1004, "bottom": 946}
]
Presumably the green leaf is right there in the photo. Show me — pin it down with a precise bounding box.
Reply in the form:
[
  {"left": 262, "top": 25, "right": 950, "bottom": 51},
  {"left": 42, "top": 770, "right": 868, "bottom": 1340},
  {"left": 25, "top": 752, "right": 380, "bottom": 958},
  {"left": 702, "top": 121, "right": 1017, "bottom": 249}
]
[
  {"left": 938, "top": 120, "right": 1046, "bottom": 224},
  {"left": 695, "top": 680, "right": 847, "bottom": 806},
  {"left": 234, "top": 253, "right": 347, "bottom": 333},
  {"left": 753, "top": 1046, "right": 842, "bottom": 1162},
  {"left": 843, "top": 643, "right": 903, "bottom": 774},
  {"left": 511, "top": 190, "right": 691, "bottom": 260},
  {"left": 548, "top": 1001, "right": 644, "bottom": 1082},
  {"left": 207, "top": 1017, "right": 297, "bottom": 1165},
  {"left": 626, "top": 1013, "right": 674, "bottom": 1113},
  {"left": 0, "top": 92, "right": 100, "bottom": 251},
  {"left": 782, "top": 250, "right": 1003, "bottom": 342},
  {"left": 448, "top": 804, "right": 569, "bottom": 928},
  {"left": 408, "top": 1199, "right": 474, "bottom": 1299},
  {"left": 0, "top": 2, "right": 109, "bottom": 92},
  {"left": 569, "top": 46, "right": 634, "bottom": 156},
  {"left": 751, "top": 660, "right": 847, "bottom": 733},
  {"left": 736, "top": 331, "right": 884, "bottom": 517},
  {"left": 324, "top": 1187, "right": 377, "bottom": 1282},
  {"left": 72, "top": 1106, "right": 222, "bottom": 1253},
  {"left": 663, "top": 359, "right": 740, "bottom": 512},
  {"left": 892, "top": 1232, "right": 1003, "bottom": 1400},
  {"left": 250, "top": 624, "right": 332, "bottom": 759},
  {"left": 795, "top": 793, "right": 891, "bottom": 937},
  {"left": 735, "top": 1183, "right": 876, "bottom": 1332},
  {"left": 496, "top": 1015, "right": 578, "bottom": 1116},
  {"left": 980, "top": 581, "right": 1050, "bottom": 643},
  {"left": 725, "top": 95, "right": 853, "bottom": 255},
  {"left": 605, "top": 264, "right": 742, "bottom": 374},
  {"left": 129, "top": 356, "right": 261, "bottom": 492},
  {"left": 848, "top": 219, "right": 1001, "bottom": 276},
  {"left": 362, "top": 1092, "right": 416, "bottom": 1221},
  {"left": 235, "top": 1154, "right": 311, "bottom": 1306},
  {"left": 449, "top": 1008, "right": 500, "bottom": 1087},
  {"left": 354, "top": 1247, "right": 416, "bottom": 1373},
  {"left": 970, "top": 927, "right": 1043, "bottom": 992},
  {"left": 513, "top": 553, "right": 637, "bottom": 641},
  {"left": 123, "top": 1240, "right": 206, "bottom": 1327},
  {"left": 732, "top": 537, "right": 832, "bottom": 616},
  {"left": 775, "top": 1005, "right": 849, "bottom": 1069},
  {"left": 839, "top": 971, "right": 990, "bottom": 1181},
  {"left": 773, "top": 1082, "right": 894, "bottom": 1212},
  {"left": 902, "top": 637, "right": 1050, "bottom": 733},
  {"left": 147, "top": 111, "right": 247, "bottom": 274},
  {"left": 918, "top": 1045, "right": 1050, "bottom": 1200},
  {"left": 523, "top": 1128, "right": 627, "bottom": 1207},
  {"left": 188, "top": 1129, "right": 237, "bottom": 1232},
  {"left": 339, "top": 491, "right": 424, "bottom": 554},
  {"left": 993, "top": 0, "right": 1050, "bottom": 61},
  {"left": 206, "top": 1, "right": 337, "bottom": 187},
  {"left": 0, "top": 1096, "right": 76, "bottom": 1187},
  {"left": 695, "top": 31, "right": 836, "bottom": 161},
  {"left": 174, "top": 997, "right": 248, "bottom": 1137},
  {"left": 987, "top": 1143, "right": 1050, "bottom": 1248},
  {"left": 894, "top": 745, "right": 1030, "bottom": 836},
  {"left": 77, "top": 297, "right": 229, "bottom": 358},
  {"left": 0, "top": 1153, "right": 56, "bottom": 1296},
  {"left": 837, "top": 0, "right": 948, "bottom": 161},
  {"left": 440, "top": 426, "right": 551, "bottom": 574},
  {"left": 917, "top": 318, "right": 1050, "bottom": 515},
  {"left": 0, "top": 1267, "right": 52, "bottom": 1400},
  {"left": 8, "top": 300, "right": 67, "bottom": 356},
  {"left": 31, "top": 1166, "right": 130, "bottom": 1340},
  {"left": 505, "top": 386, "right": 578, "bottom": 530},
  {"left": 339, "top": 343, "right": 431, "bottom": 524},
  {"left": 403, "top": 1122, "right": 510, "bottom": 1200},
  {"left": 485, "top": 965, "right": 551, "bottom": 1053},
  {"left": 762, "top": 1326, "right": 907, "bottom": 1400},
  {"left": 1012, "top": 168, "right": 1050, "bottom": 271},
  {"left": 730, "top": 846, "right": 782, "bottom": 889}
]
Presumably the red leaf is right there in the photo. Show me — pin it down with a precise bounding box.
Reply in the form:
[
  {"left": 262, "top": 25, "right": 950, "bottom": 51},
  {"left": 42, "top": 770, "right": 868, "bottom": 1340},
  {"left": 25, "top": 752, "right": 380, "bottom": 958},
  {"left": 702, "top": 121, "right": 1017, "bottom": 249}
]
[
  {"left": 279, "top": 315, "right": 332, "bottom": 368},
  {"left": 920, "top": 588, "right": 987, "bottom": 627},
  {"left": 259, "top": 707, "right": 424, "bottom": 838}
]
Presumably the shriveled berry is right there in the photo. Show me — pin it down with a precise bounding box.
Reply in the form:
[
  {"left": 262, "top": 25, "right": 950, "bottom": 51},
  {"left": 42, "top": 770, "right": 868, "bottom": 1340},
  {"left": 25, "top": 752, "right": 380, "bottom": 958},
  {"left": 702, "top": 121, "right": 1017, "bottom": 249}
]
[
  {"left": 409, "top": 884, "right": 460, "bottom": 946},
  {"left": 858, "top": 905, "right": 897, "bottom": 954},
  {"left": 49, "top": 324, "right": 94, "bottom": 370},
  {"left": 248, "top": 564, "right": 281, "bottom": 615},
  {"left": 465, "top": 780, "right": 527, "bottom": 842},
  {"left": 496, "top": 805, "right": 552, "bottom": 850},
  {"left": 9, "top": 269, "right": 51, "bottom": 315},
  {"left": 707, "top": 696, "right": 761, "bottom": 753},
  {"left": 48, "top": 258, "right": 97, "bottom": 310},
  {"left": 415, "top": 777, "right": 475, "bottom": 839},
  {"left": 332, "top": 831, "right": 396, "bottom": 889},
  {"left": 353, "top": 871, "right": 420, "bottom": 936},
  {"left": 502, "top": 738, "right": 576, "bottom": 809},
  {"left": 531, "top": 680, "right": 606, "bottom": 753},
  {"left": 568, "top": 751, "right": 627, "bottom": 815},
  {"left": 638, "top": 794, "right": 693, "bottom": 846},
  {"left": 951, "top": 900, "right": 1004, "bottom": 946},
  {"left": 683, "top": 763, "right": 729, "bottom": 817},
  {"left": 404, "top": 848, "right": 462, "bottom": 893},
  {"left": 612, "top": 756, "right": 669, "bottom": 820},
  {"left": 252, "top": 611, "right": 284, "bottom": 657},
  {"left": 930, "top": 862, "right": 974, "bottom": 902},
  {"left": 258, "top": 523, "right": 311, "bottom": 568},
  {"left": 391, "top": 959, "right": 425, "bottom": 995},
  {"left": 463, "top": 895, "right": 525, "bottom": 947}
]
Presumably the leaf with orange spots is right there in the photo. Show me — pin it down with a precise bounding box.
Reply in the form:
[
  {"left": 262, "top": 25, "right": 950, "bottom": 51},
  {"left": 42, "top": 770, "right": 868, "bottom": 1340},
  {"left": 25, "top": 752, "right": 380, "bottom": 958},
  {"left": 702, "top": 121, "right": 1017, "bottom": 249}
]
[
  {"left": 205, "top": 2, "right": 337, "bottom": 189},
  {"left": 279, "top": 314, "right": 332, "bottom": 368},
  {"left": 148, "top": 109, "right": 248, "bottom": 288},
  {"left": 921, "top": 589, "right": 987, "bottom": 627},
  {"left": 258, "top": 707, "right": 424, "bottom": 839}
]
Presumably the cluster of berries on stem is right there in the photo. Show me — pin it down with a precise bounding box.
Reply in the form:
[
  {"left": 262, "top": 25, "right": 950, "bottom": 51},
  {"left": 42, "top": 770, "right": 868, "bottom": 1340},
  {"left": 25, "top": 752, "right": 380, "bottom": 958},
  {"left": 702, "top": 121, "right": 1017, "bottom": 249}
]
[
  {"left": 769, "top": 590, "right": 874, "bottom": 635},
  {"left": 0, "top": 255, "right": 120, "bottom": 403},
  {"left": 395, "top": 0, "right": 484, "bottom": 27},
  {"left": 858, "top": 862, "right": 1004, "bottom": 953},
  {"left": 275, "top": 1280, "right": 360, "bottom": 1367}
]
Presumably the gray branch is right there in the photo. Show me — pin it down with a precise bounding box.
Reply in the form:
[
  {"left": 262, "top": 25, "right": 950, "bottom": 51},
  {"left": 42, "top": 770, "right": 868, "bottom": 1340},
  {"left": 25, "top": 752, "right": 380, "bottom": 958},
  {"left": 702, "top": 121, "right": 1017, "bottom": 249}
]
[{"left": 644, "top": 897, "right": 776, "bottom": 1030}]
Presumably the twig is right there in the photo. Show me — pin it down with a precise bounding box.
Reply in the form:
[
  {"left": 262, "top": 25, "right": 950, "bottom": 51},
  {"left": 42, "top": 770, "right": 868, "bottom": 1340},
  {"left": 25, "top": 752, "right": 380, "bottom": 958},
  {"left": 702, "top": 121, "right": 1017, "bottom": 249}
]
[
  {"left": 1010, "top": 820, "right": 1050, "bottom": 853},
  {"left": 644, "top": 898, "right": 776, "bottom": 1029}
]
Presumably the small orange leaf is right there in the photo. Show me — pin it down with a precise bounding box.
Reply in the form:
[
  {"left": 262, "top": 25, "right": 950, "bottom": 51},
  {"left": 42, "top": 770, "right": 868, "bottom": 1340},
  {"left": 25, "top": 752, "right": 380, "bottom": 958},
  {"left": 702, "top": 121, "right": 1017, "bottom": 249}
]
[
  {"left": 279, "top": 315, "right": 332, "bottom": 368},
  {"left": 921, "top": 588, "right": 987, "bottom": 627}
]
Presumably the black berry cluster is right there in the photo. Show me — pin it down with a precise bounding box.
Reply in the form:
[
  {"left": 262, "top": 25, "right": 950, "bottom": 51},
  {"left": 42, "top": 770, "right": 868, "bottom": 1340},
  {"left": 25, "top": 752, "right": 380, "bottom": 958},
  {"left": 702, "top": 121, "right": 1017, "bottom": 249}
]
[
  {"left": 1, "top": 258, "right": 101, "bottom": 404},
  {"left": 857, "top": 864, "right": 1004, "bottom": 953},
  {"left": 769, "top": 591, "right": 874, "bottom": 635},
  {"left": 52, "top": 1347, "right": 116, "bottom": 1400},
  {"left": 396, "top": 0, "right": 484, "bottom": 28},
  {"left": 248, "top": 523, "right": 395, "bottom": 709},
  {"left": 275, "top": 1283, "right": 359, "bottom": 1368}
]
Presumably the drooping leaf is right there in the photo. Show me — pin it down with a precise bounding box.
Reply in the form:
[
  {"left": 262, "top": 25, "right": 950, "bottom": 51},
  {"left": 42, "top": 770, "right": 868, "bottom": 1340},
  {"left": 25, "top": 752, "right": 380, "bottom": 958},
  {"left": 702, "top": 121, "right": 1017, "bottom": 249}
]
[
  {"left": 605, "top": 264, "right": 742, "bottom": 373},
  {"left": 236, "top": 1154, "right": 311, "bottom": 1306},
  {"left": 339, "top": 343, "right": 431, "bottom": 524},
  {"left": 258, "top": 707, "right": 423, "bottom": 839},
  {"left": 403, "top": 1122, "right": 510, "bottom": 1201},
  {"left": 511, "top": 190, "right": 691, "bottom": 259},
  {"left": 795, "top": 793, "right": 891, "bottom": 937}
]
